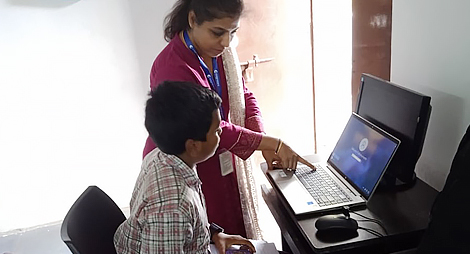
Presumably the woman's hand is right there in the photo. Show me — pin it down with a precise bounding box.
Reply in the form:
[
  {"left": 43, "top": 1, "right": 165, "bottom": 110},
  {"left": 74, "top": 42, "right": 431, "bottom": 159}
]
[
  {"left": 275, "top": 141, "right": 299, "bottom": 170},
  {"left": 275, "top": 141, "right": 317, "bottom": 171},
  {"left": 258, "top": 136, "right": 299, "bottom": 170},
  {"left": 212, "top": 232, "right": 256, "bottom": 254},
  {"left": 262, "top": 150, "right": 282, "bottom": 170},
  {"left": 258, "top": 136, "right": 316, "bottom": 171}
]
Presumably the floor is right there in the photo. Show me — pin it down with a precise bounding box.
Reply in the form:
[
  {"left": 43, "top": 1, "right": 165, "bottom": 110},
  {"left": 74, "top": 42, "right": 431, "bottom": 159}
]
[
  {"left": 0, "top": 217, "right": 280, "bottom": 254},
  {"left": 0, "top": 155, "right": 280, "bottom": 254},
  {"left": 0, "top": 200, "right": 280, "bottom": 254},
  {"left": 0, "top": 222, "right": 71, "bottom": 254}
]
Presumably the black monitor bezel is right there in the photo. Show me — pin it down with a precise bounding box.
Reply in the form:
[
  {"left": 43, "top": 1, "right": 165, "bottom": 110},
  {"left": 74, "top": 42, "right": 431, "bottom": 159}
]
[{"left": 355, "top": 73, "right": 431, "bottom": 185}]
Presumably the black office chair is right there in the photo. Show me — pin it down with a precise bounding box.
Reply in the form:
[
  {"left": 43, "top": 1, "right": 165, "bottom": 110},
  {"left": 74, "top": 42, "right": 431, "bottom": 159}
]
[
  {"left": 61, "top": 185, "right": 126, "bottom": 254},
  {"left": 415, "top": 124, "right": 470, "bottom": 254},
  {"left": 390, "top": 124, "right": 470, "bottom": 254}
]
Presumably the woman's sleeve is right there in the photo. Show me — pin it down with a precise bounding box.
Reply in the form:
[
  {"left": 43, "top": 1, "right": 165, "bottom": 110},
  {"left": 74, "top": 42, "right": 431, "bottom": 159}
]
[
  {"left": 243, "top": 80, "right": 265, "bottom": 134},
  {"left": 219, "top": 120, "right": 263, "bottom": 160},
  {"left": 218, "top": 81, "right": 265, "bottom": 161}
]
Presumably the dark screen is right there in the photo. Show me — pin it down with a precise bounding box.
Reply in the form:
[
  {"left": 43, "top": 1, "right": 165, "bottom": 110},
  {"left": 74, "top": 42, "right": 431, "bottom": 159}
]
[{"left": 355, "top": 74, "right": 431, "bottom": 184}]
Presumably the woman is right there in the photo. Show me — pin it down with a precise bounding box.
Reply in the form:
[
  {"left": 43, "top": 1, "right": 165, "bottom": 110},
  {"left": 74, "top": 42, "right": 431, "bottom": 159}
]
[{"left": 143, "top": 0, "right": 307, "bottom": 238}]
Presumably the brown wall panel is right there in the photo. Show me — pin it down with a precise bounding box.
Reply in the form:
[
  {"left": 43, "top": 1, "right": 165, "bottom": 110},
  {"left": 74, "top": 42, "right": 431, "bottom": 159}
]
[{"left": 352, "top": 0, "right": 392, "bottom": 109}]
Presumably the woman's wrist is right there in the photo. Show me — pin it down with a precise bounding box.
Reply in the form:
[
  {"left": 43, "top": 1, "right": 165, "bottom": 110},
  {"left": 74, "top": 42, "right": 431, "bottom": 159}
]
[{"left": 258, "top": 135, "right": 280, "bottom": 151}]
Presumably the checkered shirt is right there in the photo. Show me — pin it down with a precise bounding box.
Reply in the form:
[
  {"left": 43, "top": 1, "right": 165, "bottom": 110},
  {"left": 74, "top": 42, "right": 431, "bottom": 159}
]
[{"left": 114, "top": 148, "right": 211, "bottom": 254}]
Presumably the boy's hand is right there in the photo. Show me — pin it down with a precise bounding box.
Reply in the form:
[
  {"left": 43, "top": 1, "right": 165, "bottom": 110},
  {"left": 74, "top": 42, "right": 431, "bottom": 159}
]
[{"left": 212, "top": 232, "right": 256, "bottom": 254}]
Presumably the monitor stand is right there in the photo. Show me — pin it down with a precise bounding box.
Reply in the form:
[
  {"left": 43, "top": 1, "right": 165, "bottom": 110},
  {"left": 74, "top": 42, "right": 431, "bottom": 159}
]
[{"left": 377, "top": 172, "right": 417, "bottom": 192}]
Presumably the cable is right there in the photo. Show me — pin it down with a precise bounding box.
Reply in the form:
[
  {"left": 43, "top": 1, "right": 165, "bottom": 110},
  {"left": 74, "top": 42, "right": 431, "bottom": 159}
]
[
  {"left": 358, "top": 226, "right": 384, "bottom": 237},
  {"left": 350, "top": 211, "right": 388, "bottom": 235},
  {"left": 342, "top": 206, "right": 389, "bottom": 235}
]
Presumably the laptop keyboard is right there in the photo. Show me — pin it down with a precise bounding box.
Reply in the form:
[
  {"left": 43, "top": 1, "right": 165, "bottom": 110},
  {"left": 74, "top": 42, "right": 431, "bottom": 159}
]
[{"left": 295, "top": 165, "right": 353, "bottom": 207}]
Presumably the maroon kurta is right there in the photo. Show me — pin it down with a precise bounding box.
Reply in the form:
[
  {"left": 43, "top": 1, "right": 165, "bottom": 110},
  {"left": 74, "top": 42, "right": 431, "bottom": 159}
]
[{"left": 143, "top": 35, "right": 264, "bottom": 237}]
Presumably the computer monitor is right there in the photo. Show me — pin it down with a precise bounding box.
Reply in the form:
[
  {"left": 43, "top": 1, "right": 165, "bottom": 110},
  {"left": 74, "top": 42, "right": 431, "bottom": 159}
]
[{"left": 355, "top": 73, "right": 432, "bottom": 188}]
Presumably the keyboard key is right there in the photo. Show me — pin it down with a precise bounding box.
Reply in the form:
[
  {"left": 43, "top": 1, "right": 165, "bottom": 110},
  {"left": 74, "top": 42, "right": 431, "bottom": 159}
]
[{"left": 295, "top": 165, "right": 352, "bottom": 207}]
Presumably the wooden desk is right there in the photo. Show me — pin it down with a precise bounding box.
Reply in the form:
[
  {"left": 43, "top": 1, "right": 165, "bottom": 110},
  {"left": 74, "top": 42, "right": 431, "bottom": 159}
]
[{"left": 260, "top": 156, "right": 438, "bottom": 254}]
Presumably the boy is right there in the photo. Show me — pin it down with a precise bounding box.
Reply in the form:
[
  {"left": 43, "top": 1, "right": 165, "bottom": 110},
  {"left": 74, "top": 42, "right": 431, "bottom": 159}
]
[{"left": 114, "top": 81, "right": 256, "bottom": 254}]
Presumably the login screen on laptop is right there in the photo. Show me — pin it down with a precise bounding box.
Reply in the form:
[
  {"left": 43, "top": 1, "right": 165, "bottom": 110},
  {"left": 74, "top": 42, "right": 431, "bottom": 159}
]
[{"left": 329, "top": 116, "right": 398, "bottom": 198}]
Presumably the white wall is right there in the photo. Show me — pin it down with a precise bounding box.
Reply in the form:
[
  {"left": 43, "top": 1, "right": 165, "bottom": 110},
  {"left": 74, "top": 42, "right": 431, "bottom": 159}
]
[
  {"left": 0, "top": 0, "right": 174, "bottom": 232},
  {"left": 391, "top": 0, "right": 470, "bottom": 190}
]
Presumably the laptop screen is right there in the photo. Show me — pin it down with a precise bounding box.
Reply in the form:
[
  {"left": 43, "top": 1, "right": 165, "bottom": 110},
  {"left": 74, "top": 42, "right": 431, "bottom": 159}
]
[{"left": 328, "top": 113, "right": 400, "bottom": 199}]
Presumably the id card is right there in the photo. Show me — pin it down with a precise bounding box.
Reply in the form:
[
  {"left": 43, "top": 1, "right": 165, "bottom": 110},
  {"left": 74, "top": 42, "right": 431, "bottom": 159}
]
[{"left": 219, "top": 151, "right": 234, "bottom": 176}]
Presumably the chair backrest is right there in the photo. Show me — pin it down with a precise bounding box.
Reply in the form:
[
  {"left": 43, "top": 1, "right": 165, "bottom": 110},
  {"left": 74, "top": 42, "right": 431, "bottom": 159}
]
[
  {"left": 61, "top": 186, "right": 126, "bottom": 254},
  {"left": 417, "top": 124, "right": 470, "bottom": 254}
]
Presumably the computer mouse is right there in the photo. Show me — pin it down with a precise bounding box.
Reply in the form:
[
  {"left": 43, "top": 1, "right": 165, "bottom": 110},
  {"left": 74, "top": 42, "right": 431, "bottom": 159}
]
[{"left": 315, "top": 214, "right": 358, "bottom": 241}]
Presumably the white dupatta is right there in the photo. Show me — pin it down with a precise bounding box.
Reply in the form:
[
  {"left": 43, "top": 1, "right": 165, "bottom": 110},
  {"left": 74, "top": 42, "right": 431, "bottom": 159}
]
[{"left": 221, "top": 47, "right": 263, "bottom": 240}]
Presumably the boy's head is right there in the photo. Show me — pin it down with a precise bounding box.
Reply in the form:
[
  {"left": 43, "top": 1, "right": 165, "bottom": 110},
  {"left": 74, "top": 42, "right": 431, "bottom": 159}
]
[{"left": 145, "top": 81, "right": 222, "bottom": 161}]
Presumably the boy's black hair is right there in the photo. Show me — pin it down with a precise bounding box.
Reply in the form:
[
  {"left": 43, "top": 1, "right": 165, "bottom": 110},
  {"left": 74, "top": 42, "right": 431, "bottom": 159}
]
[{"left": 145, "top": 81, "right": 222, "bottom": 155}]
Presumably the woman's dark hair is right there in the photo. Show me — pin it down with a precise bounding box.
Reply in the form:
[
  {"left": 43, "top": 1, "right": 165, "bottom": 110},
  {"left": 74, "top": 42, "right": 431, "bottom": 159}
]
[
  {"left": 145, "top": 81, "right": 222, "bottom": 155},
  {"left": 164, "top": 0, "right": 244, "bottom": 42}
]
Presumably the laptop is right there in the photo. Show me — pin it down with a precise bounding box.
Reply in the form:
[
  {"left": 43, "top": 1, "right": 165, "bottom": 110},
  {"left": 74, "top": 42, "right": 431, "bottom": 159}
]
[{"left": 266, "top": 112, "right": 400, "bottom": 216}]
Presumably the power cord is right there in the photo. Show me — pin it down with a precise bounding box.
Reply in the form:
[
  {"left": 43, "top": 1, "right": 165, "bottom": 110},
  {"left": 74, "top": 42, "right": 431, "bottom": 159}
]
[
  {"left": 351, "top": 211, "right": 389, "bottom": 235},
  {"left": 342, "top": 206, "right": 388, "bottom": 237},
  {"left": 358, "top": 226, "right": 384, "bottom": 237}
]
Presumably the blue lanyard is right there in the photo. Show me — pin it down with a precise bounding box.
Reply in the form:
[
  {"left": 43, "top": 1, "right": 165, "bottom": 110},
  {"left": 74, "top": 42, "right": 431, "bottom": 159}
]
[{"left": 183, "top": 30, "right": 225, "bottom": 120}]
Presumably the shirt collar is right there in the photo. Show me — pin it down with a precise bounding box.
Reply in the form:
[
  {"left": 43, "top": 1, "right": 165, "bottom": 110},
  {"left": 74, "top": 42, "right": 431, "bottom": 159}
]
[{"left": 155, "top": 147, "right": 202, "bottom": 188}]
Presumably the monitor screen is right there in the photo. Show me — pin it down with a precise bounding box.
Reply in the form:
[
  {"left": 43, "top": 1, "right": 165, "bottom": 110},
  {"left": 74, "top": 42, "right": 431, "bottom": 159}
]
[
  {"left": 355, "top": 74, "right": 431, "bottom": 187},
  {"left": 329, "top": 113, "right": 400, "bottom": 199}
]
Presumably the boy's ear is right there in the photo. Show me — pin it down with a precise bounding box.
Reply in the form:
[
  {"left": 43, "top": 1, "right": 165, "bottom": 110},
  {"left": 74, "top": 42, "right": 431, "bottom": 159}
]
[{"left": 185, "top": 139, "right": 202, "bottom": 157}]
